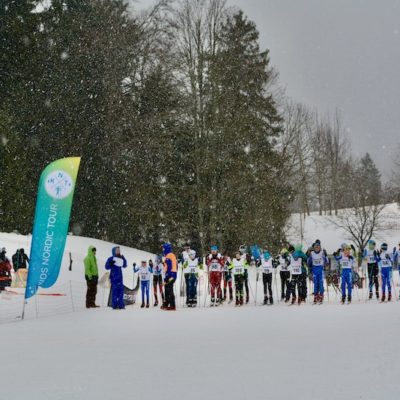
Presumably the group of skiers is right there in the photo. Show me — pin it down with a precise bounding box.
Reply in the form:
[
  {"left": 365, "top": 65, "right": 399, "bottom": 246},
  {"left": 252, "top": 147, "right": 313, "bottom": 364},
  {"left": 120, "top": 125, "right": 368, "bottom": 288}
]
[{"left": 126, "top": 239, "right": 400, "bottom": 309}]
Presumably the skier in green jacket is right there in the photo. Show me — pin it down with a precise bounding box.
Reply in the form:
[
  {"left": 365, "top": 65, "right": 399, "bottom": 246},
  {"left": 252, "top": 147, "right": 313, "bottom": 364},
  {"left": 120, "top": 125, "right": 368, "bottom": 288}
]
[{"left": 84, "top": 245, "right": 99, "bottom": 308}]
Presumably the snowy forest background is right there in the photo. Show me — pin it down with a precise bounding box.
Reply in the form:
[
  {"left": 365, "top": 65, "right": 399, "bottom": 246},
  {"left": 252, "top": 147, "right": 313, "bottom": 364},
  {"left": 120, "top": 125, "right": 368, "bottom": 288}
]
[{"left": 1, "top": 0, "right": 399, "bottom": 254}]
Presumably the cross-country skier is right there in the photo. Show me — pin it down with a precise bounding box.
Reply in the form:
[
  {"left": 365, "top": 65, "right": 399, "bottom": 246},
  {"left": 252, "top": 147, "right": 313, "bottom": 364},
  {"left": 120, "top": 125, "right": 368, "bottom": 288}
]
[
  {"left": 134, "top": 260, "right": 153, "bottom": 308},
  {"left": 183, "top": 250, "right": 203, "bottom": 307},
  {"left": 152, "top": 255, "right": 164, "bottom": 307},
  {"left": 288, "top": 248, "right": 304, "bottom": 305},
  {"left": 179, "top": 243, "right": 192, "bottom": 303},
  {"left": 307, "top": 240, "right": 329, "bottom": 304},
  {"left": 362, "top": 240, "right": 380, "bottom": 299},
  {"left": 105, "top": 246, "right": 128, "bottom": 310},
  {"left": 222, "top": 252, "right": 233, "bottom": 303},
  {"left": 259, "top": 250, "right": 274, "bottom": 305},
  {"left": 239, "top": 245, "right": 252, "bottom": 303},
  {"left": 161, "top": 243, "right": 177, "bottom": 311},
  {"left": 206, "top": 246, "right": 224, "bottom": 306},
  {"left": 377, "top": 243, "right": 393, "bottom": 302},
  {"left": 292, "top": 245, "right": 308, "bottom": 303},
  {"left": 229, "top": 251, "right": 247, "bottom": 306},
  {"left": 333, "top": 244, "right": 355, "bottom": 304},
  {"left": 277, "top": 248, "right": 290, "bottom": 301}
]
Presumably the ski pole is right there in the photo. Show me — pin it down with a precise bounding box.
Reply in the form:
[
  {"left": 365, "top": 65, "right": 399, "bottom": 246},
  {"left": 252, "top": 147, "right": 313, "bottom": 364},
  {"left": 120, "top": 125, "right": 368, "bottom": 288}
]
[
  {"left": 203, "top": 270, "right": 208, "bottom": 308},
  {"left": 254, "top": 268, "right": 259, "bottom": 306},
  {"left": 274, "top": 268, "right": 279, "bottom": 304}
]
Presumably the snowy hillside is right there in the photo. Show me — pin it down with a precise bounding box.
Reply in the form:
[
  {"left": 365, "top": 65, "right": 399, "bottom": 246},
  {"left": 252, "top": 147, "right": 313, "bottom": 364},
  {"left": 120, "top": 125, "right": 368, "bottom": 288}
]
[
  {"left": 0, "top": 231, "right": 155, "bottom": 288},
  {"left": 286, "top": 202, "right": 400, "bottom": 252}
]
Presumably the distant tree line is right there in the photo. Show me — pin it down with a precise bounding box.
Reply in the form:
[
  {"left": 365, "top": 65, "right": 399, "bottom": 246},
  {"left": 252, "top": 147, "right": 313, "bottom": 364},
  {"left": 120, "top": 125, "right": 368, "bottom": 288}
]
[{"left": 0, "top": 0, "right": 388, "bottom": 254}]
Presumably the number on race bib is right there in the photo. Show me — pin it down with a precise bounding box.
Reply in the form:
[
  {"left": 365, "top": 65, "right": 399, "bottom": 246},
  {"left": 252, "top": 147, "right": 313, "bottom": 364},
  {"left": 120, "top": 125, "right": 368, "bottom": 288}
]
[
  {"left": 190, "top": 267, "right": 196, "bottom": 273},
  {"left": 235, "top": 267, "right": 243, "bottom": 274}
]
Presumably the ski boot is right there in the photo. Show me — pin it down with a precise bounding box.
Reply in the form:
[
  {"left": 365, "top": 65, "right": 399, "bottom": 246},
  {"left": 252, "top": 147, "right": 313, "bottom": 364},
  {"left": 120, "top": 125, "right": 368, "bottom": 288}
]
[
  {"left": 141, "top": 302, "right": 145, "bottom": 308},
  {"left": 369, "top": 292, "right": 373, "bottom": 300},
  {"left": 298, "top": 297, "right": 302, "bottom": 305},
  {"left": 341, "top": 296, "right": 345, "bottom": 304},
  {"left": 313, "top": 294, "right": 319, "bottom": 304},
  {"left": 154, "top": 300, "right": 158, "bottom": 307},
  {"left": 291, "top": 297, "right": 296, "bottom": 305},
  {"left": 223, "top": 289, "right": 227, "bottom": 301},
  {"left": 240, "top": 298, "right": 244, "bottom": 306},
  {"left": 347, "top": 295, "right": 351, "bottom": 304},
  {"left": 146, "top": 303, "right": 149, "bottom": 308},
  {"left": 376, "top": 291, "right": 379, "bottom": 299},
  {"left": 246, "top": 294, "right": 249, "bottom": 304},
  {"left": 263, "top": 296, "right": 268, "bottom": 305},
  {"left": 269, "top": 297, "right": 273, "bottom": 305},
  {"left": 167, "top": 305, "right": 176, "bottom": 311},
  {"left": 381, "top": 294, "right": 386, "bottom": 302},
  {"left": 235, "top": 298, "right": 240, "bottom": 306},
  {"left": 229, "top": 288, "right": 233, "bottom": 303},
  {"left": 319, "top": 294, "right": 323, "bottom": 304},
  {"left": 388, "top": 292, "right": 392, "bottom": 302}
]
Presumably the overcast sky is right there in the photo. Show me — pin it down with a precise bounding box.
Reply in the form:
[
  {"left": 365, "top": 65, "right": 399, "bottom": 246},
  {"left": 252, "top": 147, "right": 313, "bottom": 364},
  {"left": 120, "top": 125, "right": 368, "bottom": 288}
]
[{"left": 133, "top": 0, "right": 400, "bottom": 176}]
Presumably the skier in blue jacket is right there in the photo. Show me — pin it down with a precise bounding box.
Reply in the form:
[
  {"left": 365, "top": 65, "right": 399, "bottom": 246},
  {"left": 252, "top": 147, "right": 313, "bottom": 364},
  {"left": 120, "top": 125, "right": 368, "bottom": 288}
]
[
  {"left": 334, "top": 244, "right": 355, "bottom": 304},
  {"left": 307, "top": 240, "right": 329, "bottom": 304},
  {"left": 105, "top": 246, "right": 127, "bottom": 309},
  {"left": 378, "top": 243, "right": 393, "bottom": 302},
  {"left": 134, "top": 260, "right": 153, "bottom": 308}
]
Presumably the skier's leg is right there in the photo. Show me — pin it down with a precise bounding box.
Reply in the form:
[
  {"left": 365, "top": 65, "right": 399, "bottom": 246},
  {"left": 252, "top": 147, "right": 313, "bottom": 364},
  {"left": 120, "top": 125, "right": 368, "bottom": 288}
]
[
  {"left": 341, "top": 271, "right": 346, "bottom": 302},
  {"left": 268, "top": 274, "right": 273, "bottom": 298},
  {"left": 153, "top": 277, "right": 158, "bottom": 304}
]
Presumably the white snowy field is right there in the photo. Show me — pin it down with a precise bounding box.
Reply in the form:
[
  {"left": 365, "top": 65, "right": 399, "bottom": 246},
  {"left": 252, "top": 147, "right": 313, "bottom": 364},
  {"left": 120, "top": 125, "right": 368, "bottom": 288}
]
[
  {"left": 1, "top": 205, "right": 400, "bottom": 400},
  {"left": 1, "top": 301, "right": 399, "bottom": 400}
]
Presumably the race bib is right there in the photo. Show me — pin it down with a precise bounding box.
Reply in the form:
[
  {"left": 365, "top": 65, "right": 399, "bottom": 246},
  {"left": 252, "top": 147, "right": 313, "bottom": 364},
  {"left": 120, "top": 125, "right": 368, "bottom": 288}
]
[
  {"left": 211, "top": 262, "right": 220, "bottom": 271},
  {"left": 190, "top": 267, "right": 197, "bottom": 274},
  {"left": 292, "top": 266, "right": 301, "bottom": 274},
  {"left": 313, "top": 257, "right": 323, "bottom": 266},
  {"left": 140, "top": 273, "right": 148, "bottom": 280},
  {"left": 368, "top": 255, "right": 375, "bottom": 263},
  {"left": 381, "top": 259, "right": 390, "bottom": 267},
  {"left": 234, "top": 267, "right": 243, "bottom": 275},
  {"left": 263, "top": 266, "right": 272, "bottom": 274},
  {"left": 341, "top": 260, "right": 350, "bottom": 269}
]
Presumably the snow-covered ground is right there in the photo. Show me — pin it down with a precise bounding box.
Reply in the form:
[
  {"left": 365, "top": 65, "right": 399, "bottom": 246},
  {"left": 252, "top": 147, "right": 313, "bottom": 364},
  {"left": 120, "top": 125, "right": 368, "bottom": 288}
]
[
  {"left": 1, "top": 301, "right": 400, "bottom": 400},
  {"left": 1, "top": 205, "right": 400, "bottom": 399}
]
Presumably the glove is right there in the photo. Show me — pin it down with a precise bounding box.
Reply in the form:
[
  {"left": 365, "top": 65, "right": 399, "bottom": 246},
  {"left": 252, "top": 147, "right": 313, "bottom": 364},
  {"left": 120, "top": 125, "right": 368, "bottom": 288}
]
[{"left": 133, "top": 262, "right": 136, "bottom": 267}]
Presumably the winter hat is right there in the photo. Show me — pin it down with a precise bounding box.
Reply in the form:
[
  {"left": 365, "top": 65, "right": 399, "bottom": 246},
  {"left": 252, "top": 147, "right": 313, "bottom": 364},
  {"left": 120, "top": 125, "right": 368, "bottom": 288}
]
[
  {"left": 381, "top": 243, "right": 388, "bottom": 251},
  {"left": 211, "top": 245, "right": 218, "bottom": 251},
  {"left": 263, "top": 251, "right": 271, "bottom": 260},
  {"left": 163, "top": 243, "right": 172, "bottom": 255}
]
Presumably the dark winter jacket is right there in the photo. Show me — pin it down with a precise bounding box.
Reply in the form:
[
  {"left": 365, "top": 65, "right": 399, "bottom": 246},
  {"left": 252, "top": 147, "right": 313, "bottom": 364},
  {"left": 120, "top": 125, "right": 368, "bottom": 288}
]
[
  {"left": 105, "top": 247, "right": 127, "bottom": 284},
  {"left": 12, "top": 249, "right": 29, "bottom": 271}
]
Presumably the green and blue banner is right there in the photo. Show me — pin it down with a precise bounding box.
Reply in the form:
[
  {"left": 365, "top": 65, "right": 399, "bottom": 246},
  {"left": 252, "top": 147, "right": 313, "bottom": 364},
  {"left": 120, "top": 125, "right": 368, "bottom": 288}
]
[{"left": 25, "top": 157, "right": 81, "bottom": 299}]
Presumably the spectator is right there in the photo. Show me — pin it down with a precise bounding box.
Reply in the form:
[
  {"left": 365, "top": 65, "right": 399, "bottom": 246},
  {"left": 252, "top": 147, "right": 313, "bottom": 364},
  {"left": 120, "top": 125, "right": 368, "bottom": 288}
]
[
  {"left": 0, "top": 247, "right": 12, "bottom": 291},
  {"left": 105, "top": 246, "right": 127, "bottom": 309},
  {"left": 84, "top": 246, "right": 99, "bottom": 308},
  {"left": 12, "top": 248, "right": 29, "bottom": 272}
]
